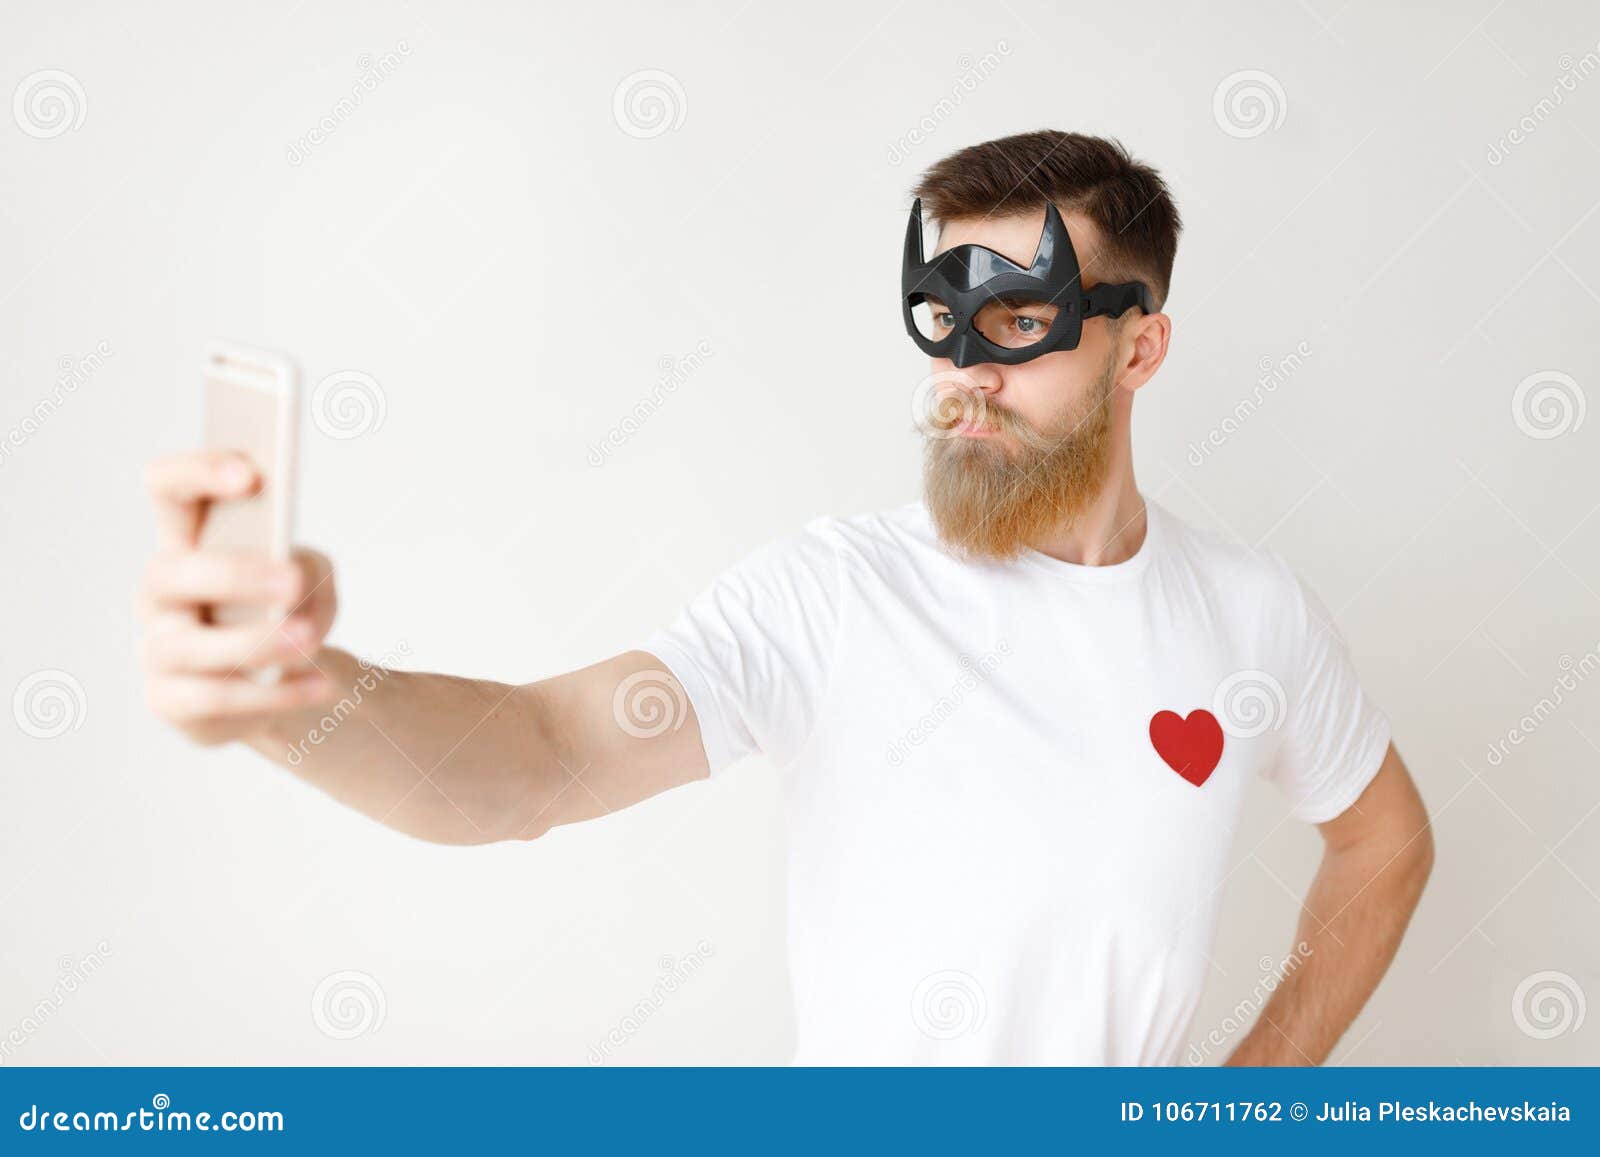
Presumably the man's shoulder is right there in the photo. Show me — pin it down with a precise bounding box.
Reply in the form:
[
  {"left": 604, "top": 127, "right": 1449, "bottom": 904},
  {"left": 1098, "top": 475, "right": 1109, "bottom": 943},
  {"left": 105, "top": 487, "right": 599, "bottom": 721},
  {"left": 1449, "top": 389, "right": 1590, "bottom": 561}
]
[
  {"left": 1152, "top": 499, "right": 1306, "bottom": 607},
  {"left": 724, "top": 502, "right": 932, "bottom": 591},
  {"left": 798, "top": 500, "right": 937, "bottom": 556}
]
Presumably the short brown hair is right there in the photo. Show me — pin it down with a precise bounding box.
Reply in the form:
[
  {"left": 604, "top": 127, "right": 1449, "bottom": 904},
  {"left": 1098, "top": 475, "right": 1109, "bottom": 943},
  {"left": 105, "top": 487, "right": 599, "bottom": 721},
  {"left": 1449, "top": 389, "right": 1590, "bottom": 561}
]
[{"left": 911, "top": 130, "right": 1182, "bottom": 310}]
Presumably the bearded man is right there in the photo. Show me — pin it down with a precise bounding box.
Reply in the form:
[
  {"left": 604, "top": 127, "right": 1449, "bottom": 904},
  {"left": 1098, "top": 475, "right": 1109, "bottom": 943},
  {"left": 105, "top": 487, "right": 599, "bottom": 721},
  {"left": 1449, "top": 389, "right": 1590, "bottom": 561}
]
[{"left": 136, "top": 130, "right": 1433, "bottom": 1066}]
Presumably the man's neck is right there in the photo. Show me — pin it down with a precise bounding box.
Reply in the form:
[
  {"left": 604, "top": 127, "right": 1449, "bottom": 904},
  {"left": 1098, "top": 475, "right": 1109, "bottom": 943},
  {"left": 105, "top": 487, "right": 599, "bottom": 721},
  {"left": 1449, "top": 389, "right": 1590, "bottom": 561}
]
[{"left": 1028, "top": 466, "right": 1147, "bottom": 567}]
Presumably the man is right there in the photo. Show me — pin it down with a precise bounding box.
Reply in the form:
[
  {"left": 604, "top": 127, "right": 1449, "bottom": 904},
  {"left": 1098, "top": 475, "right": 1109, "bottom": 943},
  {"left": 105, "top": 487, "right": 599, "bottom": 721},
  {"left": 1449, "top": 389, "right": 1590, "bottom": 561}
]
[{"left": 137, "top": 131, "right": 1433, "bottom": 1065}]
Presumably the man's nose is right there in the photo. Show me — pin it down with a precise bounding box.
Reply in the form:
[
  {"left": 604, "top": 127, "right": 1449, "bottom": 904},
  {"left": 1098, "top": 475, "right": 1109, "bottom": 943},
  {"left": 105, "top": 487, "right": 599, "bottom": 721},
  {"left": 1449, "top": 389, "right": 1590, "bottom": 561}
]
[{"left": 945, "top": 359, "right": 1002, "bottom": 393}]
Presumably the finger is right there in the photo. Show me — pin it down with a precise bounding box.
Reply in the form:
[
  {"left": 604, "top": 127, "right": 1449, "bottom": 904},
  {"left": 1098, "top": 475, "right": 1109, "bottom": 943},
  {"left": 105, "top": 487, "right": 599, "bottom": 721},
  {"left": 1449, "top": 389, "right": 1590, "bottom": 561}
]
[
  {"left": 287, "top": 548, "right": 338, "bottom": 627},
  {"left": 145, "top": 451, "right": 260, "bottom": 548},
  {"left": 147, "top": 669, "right": 337, "bottom": 727},
  {"left": 145, "top": 449, "right": 259, "bottom": 503},
  {"left": 142, "top": 550, "right": 303, "bottom": 610},
  {"left": 142, "top": 615, "right": 328, "bottom": 676}
]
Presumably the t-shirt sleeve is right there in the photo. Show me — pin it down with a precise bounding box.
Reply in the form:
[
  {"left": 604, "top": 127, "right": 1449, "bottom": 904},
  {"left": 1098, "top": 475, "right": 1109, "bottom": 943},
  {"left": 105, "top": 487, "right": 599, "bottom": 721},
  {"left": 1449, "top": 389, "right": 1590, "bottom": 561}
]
[
  {"left": 641, "top": 519, "right": 843, "bottom": 776},
  {"left": 1260, "top": 560, "right": 1393, "bottom": 824}
]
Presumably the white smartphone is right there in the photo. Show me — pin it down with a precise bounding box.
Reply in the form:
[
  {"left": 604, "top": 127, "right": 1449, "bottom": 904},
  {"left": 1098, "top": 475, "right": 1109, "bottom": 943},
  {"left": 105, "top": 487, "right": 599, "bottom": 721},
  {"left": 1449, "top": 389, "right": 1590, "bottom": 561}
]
[{"left": 199, "top": 341, "right": 300, "bottom": 632}]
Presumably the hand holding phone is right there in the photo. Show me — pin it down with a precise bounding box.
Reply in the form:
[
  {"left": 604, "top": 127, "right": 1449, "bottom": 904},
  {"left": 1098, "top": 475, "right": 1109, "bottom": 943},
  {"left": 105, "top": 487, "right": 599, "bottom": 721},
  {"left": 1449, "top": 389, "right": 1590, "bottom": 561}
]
[{"left": 135, "top": 345, "right": 338, "bottom": 745}]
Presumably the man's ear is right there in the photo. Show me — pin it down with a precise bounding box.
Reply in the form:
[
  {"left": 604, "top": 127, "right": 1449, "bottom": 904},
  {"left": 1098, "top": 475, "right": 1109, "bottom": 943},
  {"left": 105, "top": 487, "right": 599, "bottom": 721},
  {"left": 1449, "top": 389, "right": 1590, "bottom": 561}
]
[{"left": 1116, "top": 310, "right": 1171, "bottom": 394}]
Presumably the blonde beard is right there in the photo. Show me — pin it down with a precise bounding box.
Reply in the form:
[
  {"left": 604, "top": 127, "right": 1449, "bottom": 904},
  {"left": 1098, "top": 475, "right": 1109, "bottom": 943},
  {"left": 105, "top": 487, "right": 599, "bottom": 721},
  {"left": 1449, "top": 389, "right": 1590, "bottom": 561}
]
[{"left": 922, "top": 359, "right": 1118, "bottom": 562}]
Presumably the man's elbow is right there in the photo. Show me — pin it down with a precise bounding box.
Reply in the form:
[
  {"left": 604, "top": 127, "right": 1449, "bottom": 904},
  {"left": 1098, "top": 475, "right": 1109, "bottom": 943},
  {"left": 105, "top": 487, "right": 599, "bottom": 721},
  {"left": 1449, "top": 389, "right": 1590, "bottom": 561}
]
[{"left": 1398, "top": 804, "right": 1436, "bottom": 900}]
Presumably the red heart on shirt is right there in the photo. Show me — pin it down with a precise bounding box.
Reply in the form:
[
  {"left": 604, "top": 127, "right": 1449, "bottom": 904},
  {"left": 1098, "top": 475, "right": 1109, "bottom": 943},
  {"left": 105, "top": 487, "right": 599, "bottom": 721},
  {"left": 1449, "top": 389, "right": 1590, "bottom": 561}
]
[{"left": 1149, "top": 709, "right": 1224, "bottom": 787}]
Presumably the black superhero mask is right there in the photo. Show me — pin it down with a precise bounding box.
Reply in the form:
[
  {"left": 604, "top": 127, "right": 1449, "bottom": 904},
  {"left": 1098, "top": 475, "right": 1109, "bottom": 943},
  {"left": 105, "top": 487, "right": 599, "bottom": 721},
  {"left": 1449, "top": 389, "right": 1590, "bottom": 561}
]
[{"left": 901, "top": 198, "right": 1155, "bottom": 368}]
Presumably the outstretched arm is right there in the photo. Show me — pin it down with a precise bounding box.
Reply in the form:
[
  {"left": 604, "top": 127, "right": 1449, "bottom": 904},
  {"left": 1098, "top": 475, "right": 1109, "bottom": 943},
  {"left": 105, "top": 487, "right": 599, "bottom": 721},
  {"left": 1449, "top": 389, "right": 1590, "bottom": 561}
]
[
  {"left": 139, "top": 451, "right": 708, "bottom": 845},
  {"left": 246, "top": 647, "right": 709, "bottom": 845}
]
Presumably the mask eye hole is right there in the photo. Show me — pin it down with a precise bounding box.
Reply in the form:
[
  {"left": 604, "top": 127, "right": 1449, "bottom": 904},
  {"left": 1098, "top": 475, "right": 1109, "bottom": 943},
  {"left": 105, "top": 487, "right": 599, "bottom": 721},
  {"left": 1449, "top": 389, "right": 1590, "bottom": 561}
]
[
  {"left": 973, "top": 298, "right": 1060, "bottom": 348},
  {"left": 910, "top": 297, "right": 956, "bottom": 342}
]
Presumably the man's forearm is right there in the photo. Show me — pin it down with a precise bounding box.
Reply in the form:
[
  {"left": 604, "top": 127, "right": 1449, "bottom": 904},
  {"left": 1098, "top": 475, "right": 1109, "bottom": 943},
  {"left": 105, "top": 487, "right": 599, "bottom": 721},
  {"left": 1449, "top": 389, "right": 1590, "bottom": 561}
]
[
  {"left": 247, "top": 647, "right": 559, "bottom": 845},
  {"left": 1225, "top": 832, "right": 1432, "bottom": 1065},
  {"left": 242, "top": 647, "right": 708, "bottom": 846}
]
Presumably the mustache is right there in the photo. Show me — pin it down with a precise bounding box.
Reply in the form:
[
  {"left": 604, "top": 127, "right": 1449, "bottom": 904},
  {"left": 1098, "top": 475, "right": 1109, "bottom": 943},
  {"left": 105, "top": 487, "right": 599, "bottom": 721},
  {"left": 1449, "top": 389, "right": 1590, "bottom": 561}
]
[{"left": 924, "top": 389, "right": 1053, "bottom": 450}]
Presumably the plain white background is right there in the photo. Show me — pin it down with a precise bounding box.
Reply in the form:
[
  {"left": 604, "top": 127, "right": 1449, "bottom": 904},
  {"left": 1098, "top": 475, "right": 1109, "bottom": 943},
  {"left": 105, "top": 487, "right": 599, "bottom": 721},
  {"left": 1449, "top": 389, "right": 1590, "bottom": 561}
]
[{"left": 2, "top": 0, "right": 1597, "bottom": 1064}]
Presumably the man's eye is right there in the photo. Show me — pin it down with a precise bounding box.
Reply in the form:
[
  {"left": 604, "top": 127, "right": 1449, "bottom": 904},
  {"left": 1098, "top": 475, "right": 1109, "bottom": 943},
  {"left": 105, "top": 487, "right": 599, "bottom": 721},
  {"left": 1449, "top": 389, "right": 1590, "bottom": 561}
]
[
  {"left": 936, "top": 313, "right": 955, "bottom": 329},
  {"left": 1015, "top": 316, "right": 1040, "bottom": 334}
]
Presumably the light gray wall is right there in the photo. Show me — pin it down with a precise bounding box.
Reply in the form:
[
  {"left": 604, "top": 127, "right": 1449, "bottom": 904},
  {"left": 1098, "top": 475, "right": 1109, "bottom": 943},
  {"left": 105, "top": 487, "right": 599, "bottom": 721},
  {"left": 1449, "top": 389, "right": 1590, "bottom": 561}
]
[{"left": 2, "top": 0, "right": 1595, "bottom": 1064}]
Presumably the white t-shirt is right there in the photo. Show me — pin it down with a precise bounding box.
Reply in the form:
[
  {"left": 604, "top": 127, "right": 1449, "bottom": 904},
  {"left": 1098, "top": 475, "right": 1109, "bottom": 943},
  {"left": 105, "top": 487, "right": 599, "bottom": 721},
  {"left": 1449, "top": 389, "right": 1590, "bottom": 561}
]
[{"left": 644, "top": 498, "right": 1390, "bottom": 1065}]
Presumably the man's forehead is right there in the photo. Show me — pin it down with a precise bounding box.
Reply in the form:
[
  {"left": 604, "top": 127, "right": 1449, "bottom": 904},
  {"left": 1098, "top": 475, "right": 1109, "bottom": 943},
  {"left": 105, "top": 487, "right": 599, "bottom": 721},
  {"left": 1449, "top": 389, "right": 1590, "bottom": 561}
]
[{"left": 932, "top": 207, "right": 1101, "bottom": 272}]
